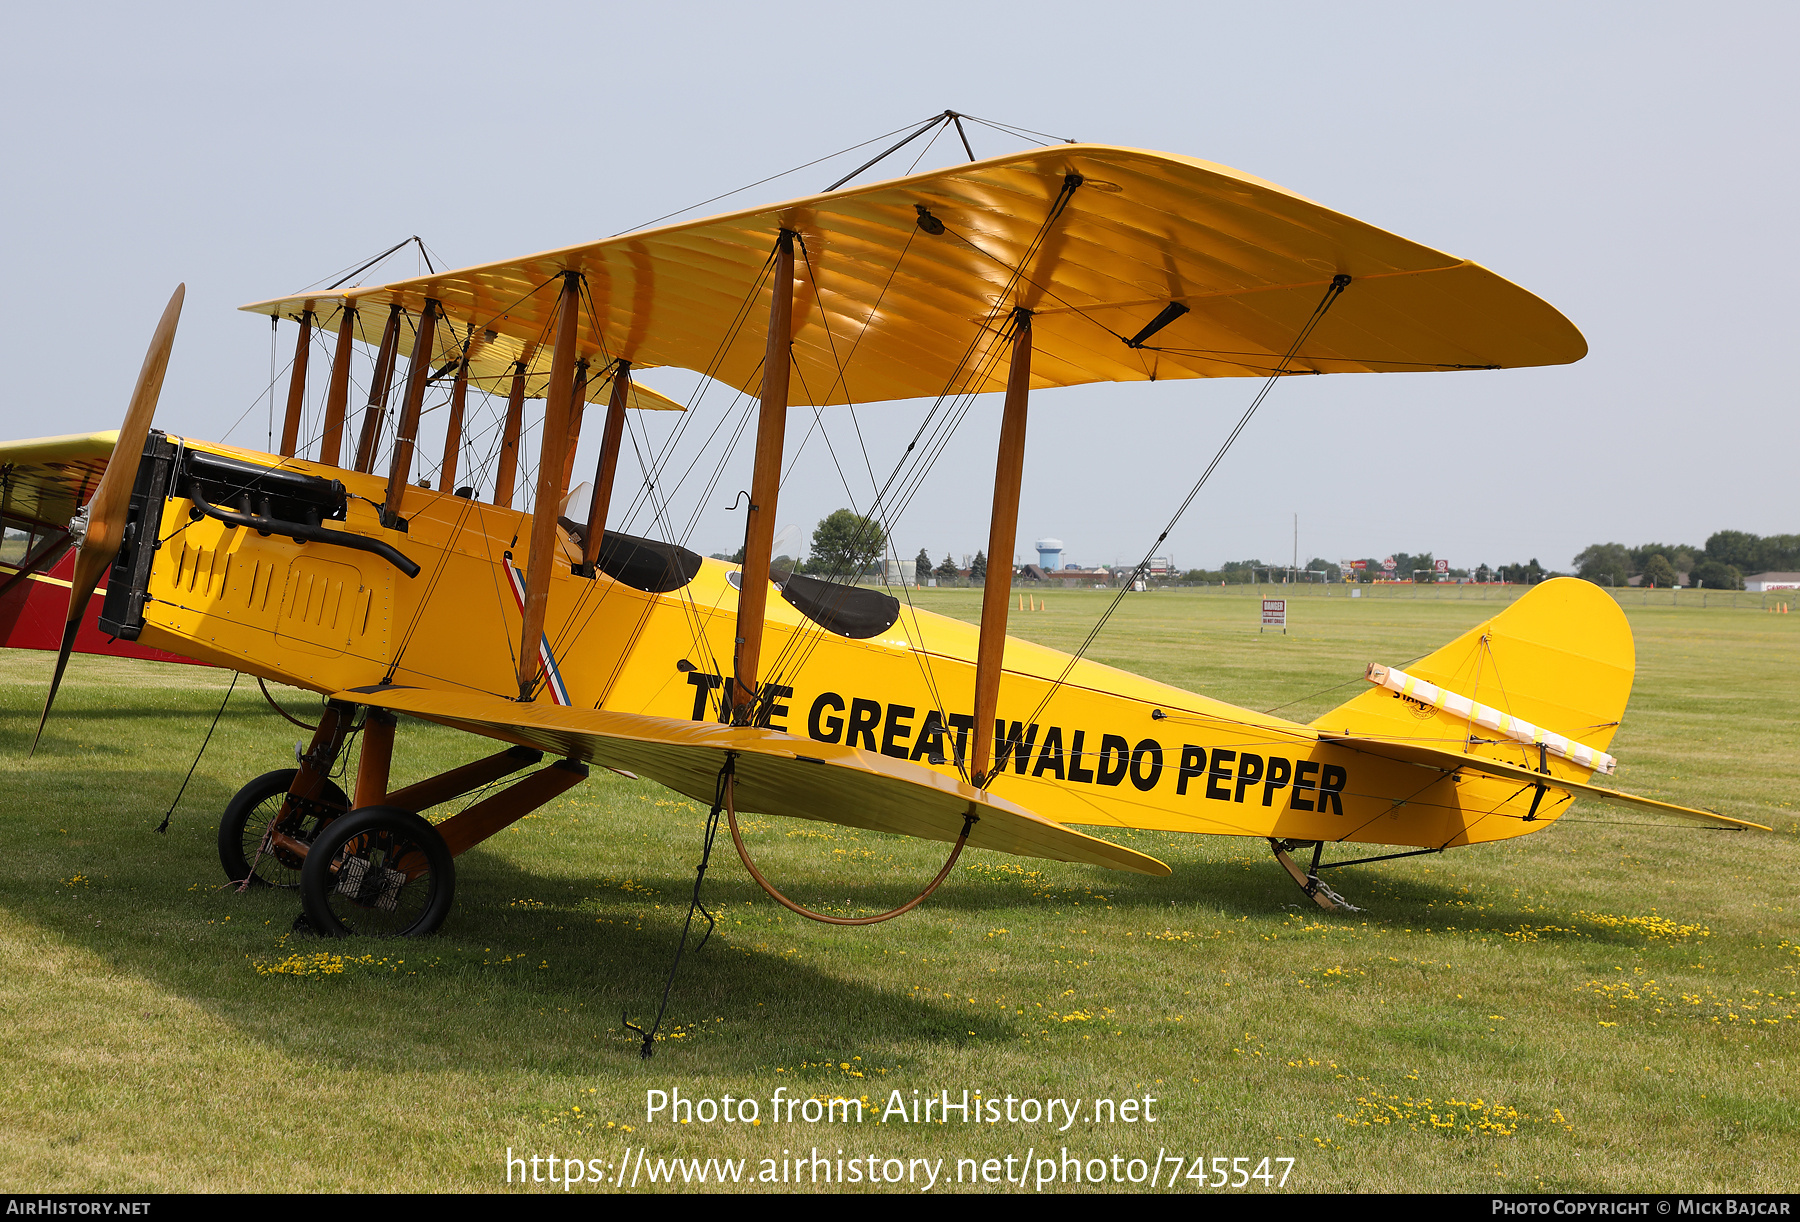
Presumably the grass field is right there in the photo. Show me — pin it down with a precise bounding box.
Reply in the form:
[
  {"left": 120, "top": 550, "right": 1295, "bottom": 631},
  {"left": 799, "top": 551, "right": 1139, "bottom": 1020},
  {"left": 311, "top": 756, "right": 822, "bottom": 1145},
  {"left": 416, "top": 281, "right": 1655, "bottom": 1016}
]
[{"left": 2, "top": 586, "right": 1794, "bottom": 1193}]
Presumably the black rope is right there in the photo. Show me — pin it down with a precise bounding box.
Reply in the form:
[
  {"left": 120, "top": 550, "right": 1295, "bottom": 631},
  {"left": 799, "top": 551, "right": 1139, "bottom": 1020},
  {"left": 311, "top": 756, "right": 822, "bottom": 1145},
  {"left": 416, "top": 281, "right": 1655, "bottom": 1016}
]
[
  {"left": 623, "top": 754, "right": 734, "bottom": 1059},
  {"left": 156, "top": 671, "right": 240, "bottom": 833}
]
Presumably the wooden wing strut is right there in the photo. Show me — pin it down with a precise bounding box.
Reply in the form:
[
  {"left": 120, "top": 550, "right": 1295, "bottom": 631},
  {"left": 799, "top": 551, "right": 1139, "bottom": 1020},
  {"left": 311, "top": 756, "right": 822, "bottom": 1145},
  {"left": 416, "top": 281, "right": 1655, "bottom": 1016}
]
[
  {"left": 517, "top": 273, "right": 582, "bottom": 700},
  {"left": 729, "top": 230, "right": 796, "bottom": 724},
  {"left": 971, "top": 309, "right": 1032, "bottom": 786}
]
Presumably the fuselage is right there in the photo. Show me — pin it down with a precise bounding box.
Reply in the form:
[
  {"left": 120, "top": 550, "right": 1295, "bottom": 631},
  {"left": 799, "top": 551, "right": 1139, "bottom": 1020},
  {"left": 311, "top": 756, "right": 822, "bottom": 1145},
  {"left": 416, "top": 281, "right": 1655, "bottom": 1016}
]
[{"left": 119, "top": 434, "right": 1553, "bottom": 851}]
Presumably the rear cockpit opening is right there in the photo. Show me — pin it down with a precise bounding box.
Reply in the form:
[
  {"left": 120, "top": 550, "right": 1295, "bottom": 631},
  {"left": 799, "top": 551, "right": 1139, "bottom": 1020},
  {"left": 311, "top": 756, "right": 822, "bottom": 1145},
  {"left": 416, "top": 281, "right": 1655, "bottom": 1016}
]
[{"left": 776, "top": 572, "right": 899, "bottom": 639}]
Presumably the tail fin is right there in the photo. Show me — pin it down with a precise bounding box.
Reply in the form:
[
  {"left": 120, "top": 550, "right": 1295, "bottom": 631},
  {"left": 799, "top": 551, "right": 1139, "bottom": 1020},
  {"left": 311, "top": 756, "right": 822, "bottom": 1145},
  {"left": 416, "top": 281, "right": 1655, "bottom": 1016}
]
[{"left": 1310, "top": 578, "right": 1634, "bottom": 782}]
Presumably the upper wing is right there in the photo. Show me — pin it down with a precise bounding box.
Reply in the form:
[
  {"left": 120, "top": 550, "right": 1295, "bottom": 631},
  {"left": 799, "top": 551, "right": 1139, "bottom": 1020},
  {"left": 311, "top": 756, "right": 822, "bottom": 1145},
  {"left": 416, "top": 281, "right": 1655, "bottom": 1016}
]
[
  {"left": 339, "top": 684, "right": 1171, "bottom": 876},
  {"left": 244, "top": 145, "right": 1586, "bottom": 406},
  {"left": 1319, "top": 732, "right": 1770, "bottom": 832}
]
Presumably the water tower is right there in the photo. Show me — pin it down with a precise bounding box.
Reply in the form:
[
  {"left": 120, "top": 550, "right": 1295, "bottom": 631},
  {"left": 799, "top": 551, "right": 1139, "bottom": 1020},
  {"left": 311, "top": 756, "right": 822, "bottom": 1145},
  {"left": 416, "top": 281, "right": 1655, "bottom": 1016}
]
[{"left": 1035, "top": 537, "right": 1064, "bottom": 570}]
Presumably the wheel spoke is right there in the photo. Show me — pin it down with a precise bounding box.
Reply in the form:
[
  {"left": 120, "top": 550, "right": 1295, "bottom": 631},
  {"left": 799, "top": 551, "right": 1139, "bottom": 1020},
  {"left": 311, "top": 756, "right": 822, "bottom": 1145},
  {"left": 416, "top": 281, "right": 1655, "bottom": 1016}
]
[{"left": 300, "top": 807, "right": 456, "bottom": 938}]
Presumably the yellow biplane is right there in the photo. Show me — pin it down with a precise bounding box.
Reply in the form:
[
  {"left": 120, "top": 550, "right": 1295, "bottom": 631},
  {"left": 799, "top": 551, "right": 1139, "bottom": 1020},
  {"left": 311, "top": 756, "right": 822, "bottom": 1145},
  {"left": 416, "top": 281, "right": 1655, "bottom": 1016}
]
[{"left": 4, "top": 140, "right": 1764, "bottom": 968}]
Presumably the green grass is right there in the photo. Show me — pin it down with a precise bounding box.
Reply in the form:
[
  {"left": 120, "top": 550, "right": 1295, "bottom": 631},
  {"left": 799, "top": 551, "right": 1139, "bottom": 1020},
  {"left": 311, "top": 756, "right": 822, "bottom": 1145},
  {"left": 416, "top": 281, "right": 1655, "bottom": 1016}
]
[{"left": 1, "top": 588, "right": 1795, "bottom": 1193}]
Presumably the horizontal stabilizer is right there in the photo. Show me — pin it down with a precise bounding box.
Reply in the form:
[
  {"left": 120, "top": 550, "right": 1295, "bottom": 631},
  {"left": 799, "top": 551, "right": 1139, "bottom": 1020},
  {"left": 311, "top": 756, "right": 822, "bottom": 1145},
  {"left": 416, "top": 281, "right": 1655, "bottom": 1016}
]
[
  {"left": 1318, "top": 732, "right": 1769, "bottom": 832},
  {"left": 336, "top": 685, "right": 1171, "bottom": 876}
]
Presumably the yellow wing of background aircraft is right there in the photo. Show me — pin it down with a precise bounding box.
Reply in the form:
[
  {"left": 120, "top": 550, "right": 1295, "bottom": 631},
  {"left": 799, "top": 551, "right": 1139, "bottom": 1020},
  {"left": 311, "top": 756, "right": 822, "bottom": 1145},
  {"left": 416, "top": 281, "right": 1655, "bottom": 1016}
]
[{"left": 4, "top": 138, "right": 1764, "bottom": 967}]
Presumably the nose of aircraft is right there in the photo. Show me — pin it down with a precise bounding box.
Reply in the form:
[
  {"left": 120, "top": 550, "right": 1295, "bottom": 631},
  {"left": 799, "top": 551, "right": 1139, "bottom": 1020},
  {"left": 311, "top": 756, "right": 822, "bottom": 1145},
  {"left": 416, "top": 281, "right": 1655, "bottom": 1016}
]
[{"left": 32, "top": 283, "right": 185, "bottom": 754}]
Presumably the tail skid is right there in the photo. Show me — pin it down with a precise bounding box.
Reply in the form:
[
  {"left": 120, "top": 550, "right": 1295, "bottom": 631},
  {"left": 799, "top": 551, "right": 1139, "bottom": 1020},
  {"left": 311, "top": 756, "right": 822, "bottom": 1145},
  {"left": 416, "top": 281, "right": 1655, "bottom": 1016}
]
[{"left": 1268, "top": 838, "right": 1363, "bottom": 912}]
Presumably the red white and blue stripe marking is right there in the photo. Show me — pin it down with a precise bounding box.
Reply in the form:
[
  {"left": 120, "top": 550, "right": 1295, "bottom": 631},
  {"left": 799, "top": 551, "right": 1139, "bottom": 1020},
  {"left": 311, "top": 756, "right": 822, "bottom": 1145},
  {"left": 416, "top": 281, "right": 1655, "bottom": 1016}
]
[{"left": 505, "top": 562, "right": 571, "bottom": 706}]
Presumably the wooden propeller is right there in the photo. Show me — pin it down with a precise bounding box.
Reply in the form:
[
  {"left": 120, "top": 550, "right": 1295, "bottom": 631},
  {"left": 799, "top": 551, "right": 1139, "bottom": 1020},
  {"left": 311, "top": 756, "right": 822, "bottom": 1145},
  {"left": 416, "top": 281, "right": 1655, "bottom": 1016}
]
[{"left": 33, "top": 285, "right": 185, "bottom": 753}]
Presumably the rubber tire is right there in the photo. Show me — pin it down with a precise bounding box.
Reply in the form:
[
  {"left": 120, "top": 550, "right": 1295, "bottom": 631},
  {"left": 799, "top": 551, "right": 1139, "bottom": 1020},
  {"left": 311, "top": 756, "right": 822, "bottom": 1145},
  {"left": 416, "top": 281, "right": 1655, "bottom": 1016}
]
[
  {"left": 219, "top": 769, "right": 350, "bottom": 889},
  {"left": 299, "top": 806, "right": 455, "bottom": 938}
]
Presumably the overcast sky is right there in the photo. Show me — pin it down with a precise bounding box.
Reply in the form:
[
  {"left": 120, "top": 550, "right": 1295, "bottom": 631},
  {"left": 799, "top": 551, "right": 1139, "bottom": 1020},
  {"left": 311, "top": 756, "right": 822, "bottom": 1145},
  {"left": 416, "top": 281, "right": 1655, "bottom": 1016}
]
[{"left": 3, "top": 2, "right": 1793, "bottom": 573}]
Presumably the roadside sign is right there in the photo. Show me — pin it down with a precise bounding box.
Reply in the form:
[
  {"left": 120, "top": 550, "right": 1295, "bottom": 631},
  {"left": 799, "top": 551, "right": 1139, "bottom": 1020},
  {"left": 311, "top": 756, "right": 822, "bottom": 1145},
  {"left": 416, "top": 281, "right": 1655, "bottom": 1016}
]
[
  {"left": 1382, "top": 556, "right": 1396, "bottom": 572},
  {"left": 1261, "top": 597, "right": 1286, "bottom": 634},
  {"left": 1435, "top": 559, "right": 1449, "bottom": 573}
]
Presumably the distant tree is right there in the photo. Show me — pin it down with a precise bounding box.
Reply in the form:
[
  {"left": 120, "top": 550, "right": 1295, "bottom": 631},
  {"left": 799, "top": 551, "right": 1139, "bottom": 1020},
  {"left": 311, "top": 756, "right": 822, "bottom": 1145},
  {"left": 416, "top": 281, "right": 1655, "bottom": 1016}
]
[
  {"left": 808, "top": 510, "right": 886, "bottom": 579},
  {"left": 1304, "top": 557, "right": 1342, "bottom": 581},
  {"left": 1630, "top": 542, "right": 1698, "bottom": 579},
  {"left": 1574, "top": 542, "right": 1630, "bottom": 587},
  {"left": 935, "top": 553, "right": 958, "bottom": 582},
  {"left": 969, "top": 550, "right": 987, "bottom": 584},
  {"left": 1689, "top": 559, "right": 1744, "bottom": 590},
  {"left": 1704, "top": 530, "right": 1761, "bottom": 573},
  {"left": 914, "top": 547, "right": 933, "bottom": 584},
  {"left": 1499, "top": 558, "right": 1547, "bottom": 584},
  {"left": 1640, "top": 553, "right": 1678, "bottom": 588},
  {"left": 1761, "top": 534, "right": 1800, "bottom": 572},
  {"left": 1474, "top": 562, "right": 1493, "bottom": 583},
  {"left": 1704, "top": 530, "right": 1800, "bottom": 576}
]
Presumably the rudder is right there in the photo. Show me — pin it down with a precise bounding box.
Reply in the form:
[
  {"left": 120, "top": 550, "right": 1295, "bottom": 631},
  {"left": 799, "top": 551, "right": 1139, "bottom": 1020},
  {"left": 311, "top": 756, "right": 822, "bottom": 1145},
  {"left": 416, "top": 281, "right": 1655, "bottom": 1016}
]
[{"left": 1310, "top": 578, "right": 1633, "bottom": 782}]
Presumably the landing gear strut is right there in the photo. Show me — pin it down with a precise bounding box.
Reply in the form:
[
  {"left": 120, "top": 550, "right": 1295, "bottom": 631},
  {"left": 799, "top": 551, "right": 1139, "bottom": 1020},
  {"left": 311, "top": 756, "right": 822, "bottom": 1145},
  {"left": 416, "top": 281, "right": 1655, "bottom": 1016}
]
[
  {"left": 1268, "top": 839, "right": 1360, "bottom": 912},
  {"left": 223, "top": 698, "right": 590, "bottom": 937},
  {"left": 219, "top": 768, "right": 349, "bottom": 888}
]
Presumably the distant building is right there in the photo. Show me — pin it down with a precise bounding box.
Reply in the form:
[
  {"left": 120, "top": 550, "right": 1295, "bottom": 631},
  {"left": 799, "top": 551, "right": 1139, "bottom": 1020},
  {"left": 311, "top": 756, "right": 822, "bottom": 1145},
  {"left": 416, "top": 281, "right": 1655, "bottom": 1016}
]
[
  {"left": 1744, "top": 572, "right": 1800, "bottom": 592},
  {"left": 876, "top": 557, "right": 917, "bottom": 586},
  {"left": 1050, "top": 568, "right": 1113, "bottom": 587}
]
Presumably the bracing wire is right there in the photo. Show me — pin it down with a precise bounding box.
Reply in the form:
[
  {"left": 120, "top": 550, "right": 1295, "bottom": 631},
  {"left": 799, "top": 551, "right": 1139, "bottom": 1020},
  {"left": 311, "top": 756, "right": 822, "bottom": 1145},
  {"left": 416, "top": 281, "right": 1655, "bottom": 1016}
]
[
  {"left": 750, "top": 181, "right": 1084, "bottom": 759},
  {"left": 619, "top": 114, "right": 944, "bottom": 235},
  {"left": 996, "top": 276, "right": 1355, "bottom": 773}
]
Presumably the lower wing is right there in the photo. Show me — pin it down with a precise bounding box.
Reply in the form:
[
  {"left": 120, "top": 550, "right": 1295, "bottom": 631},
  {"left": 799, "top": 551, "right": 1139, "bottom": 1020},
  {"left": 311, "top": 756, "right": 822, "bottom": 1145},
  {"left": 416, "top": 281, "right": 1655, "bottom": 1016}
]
[{"left": 339, "top": 684, "right": 1172, "bottom": 876}]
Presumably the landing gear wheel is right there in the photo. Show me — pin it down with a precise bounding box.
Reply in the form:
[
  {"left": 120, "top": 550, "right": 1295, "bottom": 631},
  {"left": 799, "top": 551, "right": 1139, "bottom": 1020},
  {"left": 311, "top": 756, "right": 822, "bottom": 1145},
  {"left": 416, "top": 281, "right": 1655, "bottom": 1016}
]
[
  {"left": 219, "top": 769, "right": 350, "bottom": 889},
  {"left": 299, "top": 807, "right": 455, "bottom": 938}
]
